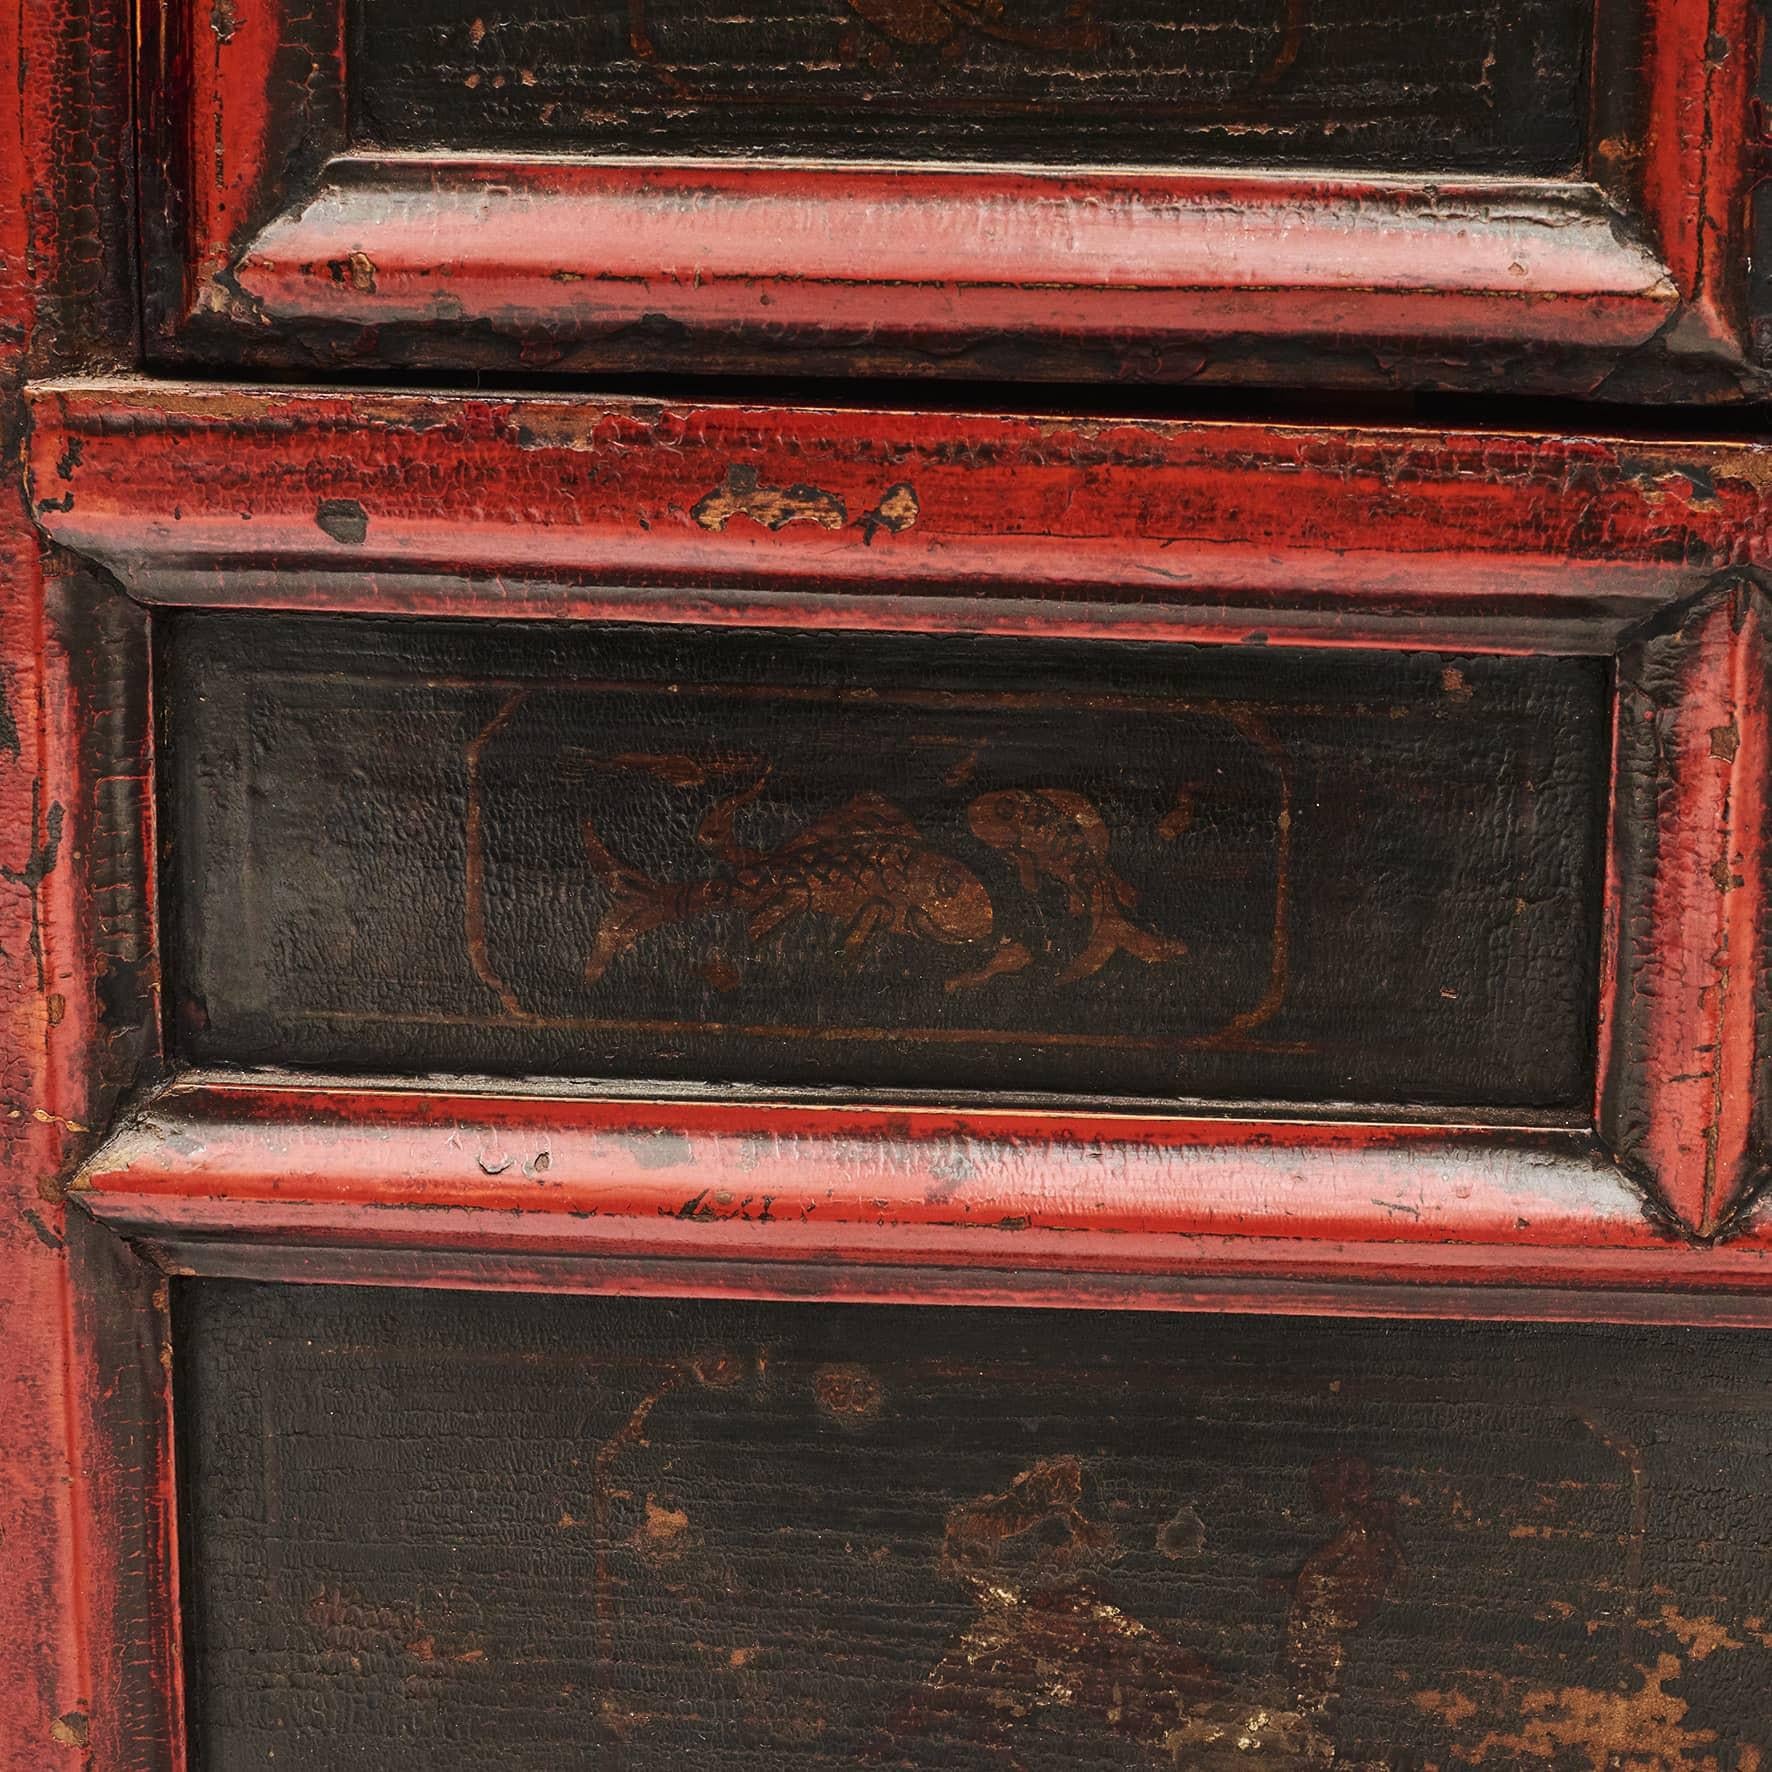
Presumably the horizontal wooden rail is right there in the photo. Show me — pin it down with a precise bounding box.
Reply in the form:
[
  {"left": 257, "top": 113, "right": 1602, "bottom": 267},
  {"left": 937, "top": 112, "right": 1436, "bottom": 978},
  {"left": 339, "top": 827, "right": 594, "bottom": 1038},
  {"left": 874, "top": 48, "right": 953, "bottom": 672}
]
[
  {"left": 28, "top": 383, "right": 1772, "bottom": 653},
  {"left": 72, "top": 1076, "right": 1772, "bottom": 1325},
  {"left": 235, "top": 162, "right": 1678, "bottom": 352}
]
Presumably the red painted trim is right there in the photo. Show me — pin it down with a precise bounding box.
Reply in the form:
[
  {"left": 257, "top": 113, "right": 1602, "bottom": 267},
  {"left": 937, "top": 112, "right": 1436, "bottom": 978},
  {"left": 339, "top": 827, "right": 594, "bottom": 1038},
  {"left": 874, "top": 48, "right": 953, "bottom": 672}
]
[
  {"left": 26, "top": 386, "right": 1772, "bottom": 653},
  {"left": 85, "top": 1077, "right": 1772, "bottom": 1325},
  {"left": 1598, "top": 582, "right": 1772, "bottom": 1232},
  {"left": 79, "top": 1080, "right": 1633, "bottom": 1245},
  {"left": 65, "top": 1215, "right": 187, "bottom": 1772},
  {"left": 0, "top": 580, "right": 174, "bottom": 1772},
  {"left": 1638, "top": 0, "right": 1760, "bottom": 347},
  {"left": 142, "top": 0, "right": 347, "bottom": 332},
  {"left": 4, "top": 0, "right": 173, "bottom": 1760},
  {"left": 109, "top": 1244, "right": 1772, "bottom": 1329},
  {"left": 235, "top": 162, "right": 1678, "bottom": 354},
  {"left": 0, "top": 537, "right": 104, "bottom": 1768}
]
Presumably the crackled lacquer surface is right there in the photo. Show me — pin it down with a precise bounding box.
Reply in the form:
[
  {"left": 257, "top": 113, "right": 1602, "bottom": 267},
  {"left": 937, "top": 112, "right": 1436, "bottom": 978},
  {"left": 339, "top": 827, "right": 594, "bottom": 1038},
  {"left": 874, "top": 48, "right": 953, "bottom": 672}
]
[
  {"left": 349, "top": 0, "right": 1590, "bottom": 168},
  {"left": 164, "top": 613, "right": 1607, "bottom": 1105},
  {"left": 177, "top": 1285, "right": 1772, "bottom": 1770}
]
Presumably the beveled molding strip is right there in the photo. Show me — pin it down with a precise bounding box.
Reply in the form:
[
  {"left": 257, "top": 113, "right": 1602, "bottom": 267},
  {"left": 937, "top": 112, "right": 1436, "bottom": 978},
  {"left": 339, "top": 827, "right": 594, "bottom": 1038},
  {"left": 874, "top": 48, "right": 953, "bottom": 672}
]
[
  {"left": 69, "top": 1074, "right": 1772, "bottom": 1325},
  {"left": 24, "top": 385, "right": 1772, "bottom": 1266},
  {"left": 24, "top": 381, "right": 1772, "bottom": 652},
  {"left": 233, "top": 164, "right": 1678, "bottom": 355}
]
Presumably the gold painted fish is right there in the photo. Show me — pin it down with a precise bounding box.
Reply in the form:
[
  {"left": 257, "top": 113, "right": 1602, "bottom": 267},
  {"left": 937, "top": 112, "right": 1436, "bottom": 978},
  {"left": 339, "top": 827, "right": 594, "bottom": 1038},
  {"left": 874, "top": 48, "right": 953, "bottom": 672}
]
[
  {"left": 967, "top": 787, "right": 1187, "bottom": 983},
  {"left": 583, "top": 783, "right": 995, "bottom": 984}
]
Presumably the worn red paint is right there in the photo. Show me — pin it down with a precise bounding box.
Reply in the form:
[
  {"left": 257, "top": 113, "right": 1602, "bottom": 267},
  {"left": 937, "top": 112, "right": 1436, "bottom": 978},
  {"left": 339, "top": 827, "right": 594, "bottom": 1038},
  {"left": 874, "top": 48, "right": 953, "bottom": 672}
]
[
  {"left": 1, "top": 0, "right": 179, "bottom": 1765},
  {"left": 26, "top": 386, "right": 1772, "bottom": 1252},
  {"left": 1599, "top": 583, "right": 1772, "bottom": 1234},
  {"left": 1638, "top": 0, "right": 1760, "bottom": 347},
  {"left": 229, "top": 164, "right": 1681, "bottom": 353},
  {"left": 25, "top": 386, "right": 1772, "bottom": 654},
  {"left": 10, "top": 0, "right": 1772, "bottom": 1760}
]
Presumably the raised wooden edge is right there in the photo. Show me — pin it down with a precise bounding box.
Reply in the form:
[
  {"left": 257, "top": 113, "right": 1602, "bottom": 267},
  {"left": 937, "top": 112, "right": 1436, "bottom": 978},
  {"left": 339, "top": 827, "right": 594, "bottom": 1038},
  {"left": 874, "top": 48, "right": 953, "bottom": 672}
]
[
  {"left": 3, "top": 0, "right": 176, "bottom": 1758},
  {"left": 139, "top": 0, "right": 345, "bottom": 335},
  {"left": 138, "top": 0, "right": 1763, "bottom": 389},
  {"left": 76, "top": 1075, "right": 1772, "bottom": 1325},
  {"left": 64, "top": 1212, "right": 187, "bottom": 1772},
  {"left": 29, "top": 384, "right": 1772, "bottom": 1243},
  {"left": 1637, "top": 0, "right": 1763, "bottom": 353},
  {"left": 25, "top": 383, "right": 1772, "bottom": 654},
  {"left": 228, "top": 161, "right": 1680, "bottom": 353},
  {"left": 1598, "top": 579, "right": 1772, "bottom": 1233},
  {"left": 0, "top": 560, "right": 171, "bottom": 1772}
]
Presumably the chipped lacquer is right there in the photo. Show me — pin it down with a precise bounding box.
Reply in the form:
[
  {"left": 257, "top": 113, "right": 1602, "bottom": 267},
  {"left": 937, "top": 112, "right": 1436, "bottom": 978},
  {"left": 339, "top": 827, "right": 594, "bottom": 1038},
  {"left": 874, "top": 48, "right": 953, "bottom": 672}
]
[{"left": 17, "top": 381, "right": 1772, "bottom": 1256}]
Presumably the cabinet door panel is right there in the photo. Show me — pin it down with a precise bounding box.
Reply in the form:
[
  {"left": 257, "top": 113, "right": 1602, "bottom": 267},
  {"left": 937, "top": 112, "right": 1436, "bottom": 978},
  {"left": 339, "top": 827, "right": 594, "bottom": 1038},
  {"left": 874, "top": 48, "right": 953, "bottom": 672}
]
[{"left": 163, "top": 614, "right": 1609, "bottom": 1107}]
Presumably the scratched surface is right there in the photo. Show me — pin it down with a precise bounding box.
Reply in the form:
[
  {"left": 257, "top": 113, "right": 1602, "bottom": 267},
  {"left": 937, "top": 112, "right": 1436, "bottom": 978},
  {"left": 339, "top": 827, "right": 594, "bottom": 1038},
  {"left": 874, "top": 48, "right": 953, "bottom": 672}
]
[
  {"left": 163, "top": 614, "right": 1607, "bottom": 1106},
  {"left": 176, "top": 1284, "right": 1772, "bottom": 1770},
  {"left": 347, "top": 0, "right": 1590, "bottom": 169}
]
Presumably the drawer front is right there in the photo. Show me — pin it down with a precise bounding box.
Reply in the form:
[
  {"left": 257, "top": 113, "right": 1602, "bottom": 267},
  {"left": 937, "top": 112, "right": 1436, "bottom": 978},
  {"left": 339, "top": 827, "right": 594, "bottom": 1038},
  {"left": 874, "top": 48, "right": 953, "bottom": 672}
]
[
  {"left": 33, "top": 385, "right": 1772, "bottom": 1281},
  {"left": 140, "top": 0, "right": 1769, "bottom": 393},
  {"left": 177, "top": 1282, "right": 1772, "bottom": 1770}
]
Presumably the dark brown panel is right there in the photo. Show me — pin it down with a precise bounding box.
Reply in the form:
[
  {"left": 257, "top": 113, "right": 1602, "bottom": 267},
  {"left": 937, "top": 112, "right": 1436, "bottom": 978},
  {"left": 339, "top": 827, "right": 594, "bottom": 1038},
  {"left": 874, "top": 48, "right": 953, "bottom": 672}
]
[
  {"left": 348, "top": 0, "right": 1591, "bottom": 170},
  {"left": 163, "top": 615, "right": 1607, "bottom": 1106},
  {"left": 176, "top": 1283, "right": 1772, "bottom": 1771}
]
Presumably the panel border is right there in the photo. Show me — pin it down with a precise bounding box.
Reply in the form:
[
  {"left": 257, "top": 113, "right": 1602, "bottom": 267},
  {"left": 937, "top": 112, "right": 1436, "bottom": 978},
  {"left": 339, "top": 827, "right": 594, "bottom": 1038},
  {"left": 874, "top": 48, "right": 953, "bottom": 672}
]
[
  {"left": 0, "top": 0, "right": 183, "bottom": 1762},
  {"left": 67, "top": 1072, "right": 1772, "bottom": 1326},
  {"left": 25, "top": 383, "right": 1772, "bottom": 651}
]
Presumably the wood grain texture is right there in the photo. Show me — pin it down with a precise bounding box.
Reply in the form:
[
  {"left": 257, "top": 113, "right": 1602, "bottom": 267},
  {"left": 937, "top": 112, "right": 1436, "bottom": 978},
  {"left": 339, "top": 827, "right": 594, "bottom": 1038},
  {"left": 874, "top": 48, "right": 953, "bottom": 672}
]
[
  {"left": 349, "top": 0, "right": 1590, "bottom": 170},
  {"left": 176, "top": 1282, "right": 1772, "bottom": 1770},
  {"left": 162, "top": 615, "right": 1609, "bottom": 1107}
]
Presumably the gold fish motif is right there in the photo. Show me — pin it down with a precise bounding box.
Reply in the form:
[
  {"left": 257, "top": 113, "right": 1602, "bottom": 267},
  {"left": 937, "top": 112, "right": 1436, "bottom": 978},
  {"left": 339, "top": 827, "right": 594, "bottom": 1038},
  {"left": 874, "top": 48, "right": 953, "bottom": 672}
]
[
  {"left": 582, "top": 775, "right": 995, "bottom": 985},
  {"left": 967, "top": 787, "right": 1187, "bottom": 983}
]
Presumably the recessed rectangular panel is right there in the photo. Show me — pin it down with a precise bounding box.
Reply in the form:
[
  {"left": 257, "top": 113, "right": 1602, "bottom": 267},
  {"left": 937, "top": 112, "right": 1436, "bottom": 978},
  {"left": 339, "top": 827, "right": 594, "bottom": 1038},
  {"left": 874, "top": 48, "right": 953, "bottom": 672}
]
[
  {"left": 176, "top": 1283, "right": 1772, "bottom": 1771},
  {"left": 349, "top": 0, "right": 1591, "bottom": 169},
  {"left": 164, "top": 614, "right": 1607, "bottom": 1105}
]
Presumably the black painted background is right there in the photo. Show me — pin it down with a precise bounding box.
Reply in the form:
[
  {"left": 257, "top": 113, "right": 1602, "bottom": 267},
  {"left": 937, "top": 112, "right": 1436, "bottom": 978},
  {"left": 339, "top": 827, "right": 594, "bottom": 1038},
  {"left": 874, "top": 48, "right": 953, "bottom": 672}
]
[
  {"left": 349, "top": 0, "right": 1591, "bottom": 169},
  {"left": 162, "top": 614, "right": 1608, "bottom": 1106},
  {"left": 177, "top": 1283, "right": 1772, "bottom": 1770}
]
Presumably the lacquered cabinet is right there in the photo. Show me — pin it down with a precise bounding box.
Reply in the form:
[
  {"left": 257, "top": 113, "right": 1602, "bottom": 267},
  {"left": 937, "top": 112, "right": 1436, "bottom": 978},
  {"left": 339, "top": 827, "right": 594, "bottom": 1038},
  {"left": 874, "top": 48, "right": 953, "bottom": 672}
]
[{"left": 7, "top": 0, "right": 1772, "bottom": 1765}]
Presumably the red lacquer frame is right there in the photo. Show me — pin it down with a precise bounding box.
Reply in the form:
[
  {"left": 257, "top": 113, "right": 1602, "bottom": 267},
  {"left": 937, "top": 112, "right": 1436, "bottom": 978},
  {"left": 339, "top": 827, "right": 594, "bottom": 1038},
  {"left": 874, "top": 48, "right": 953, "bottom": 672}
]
[
  {"left": 137, "top": 0, "right": 1770, "bottom": 393},
  {"left": 16, "top": 379, "right": 1772, "bottom": 1260},
  {"left": 2, "top": 0, "right": 185, "bottom": 1764}
]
